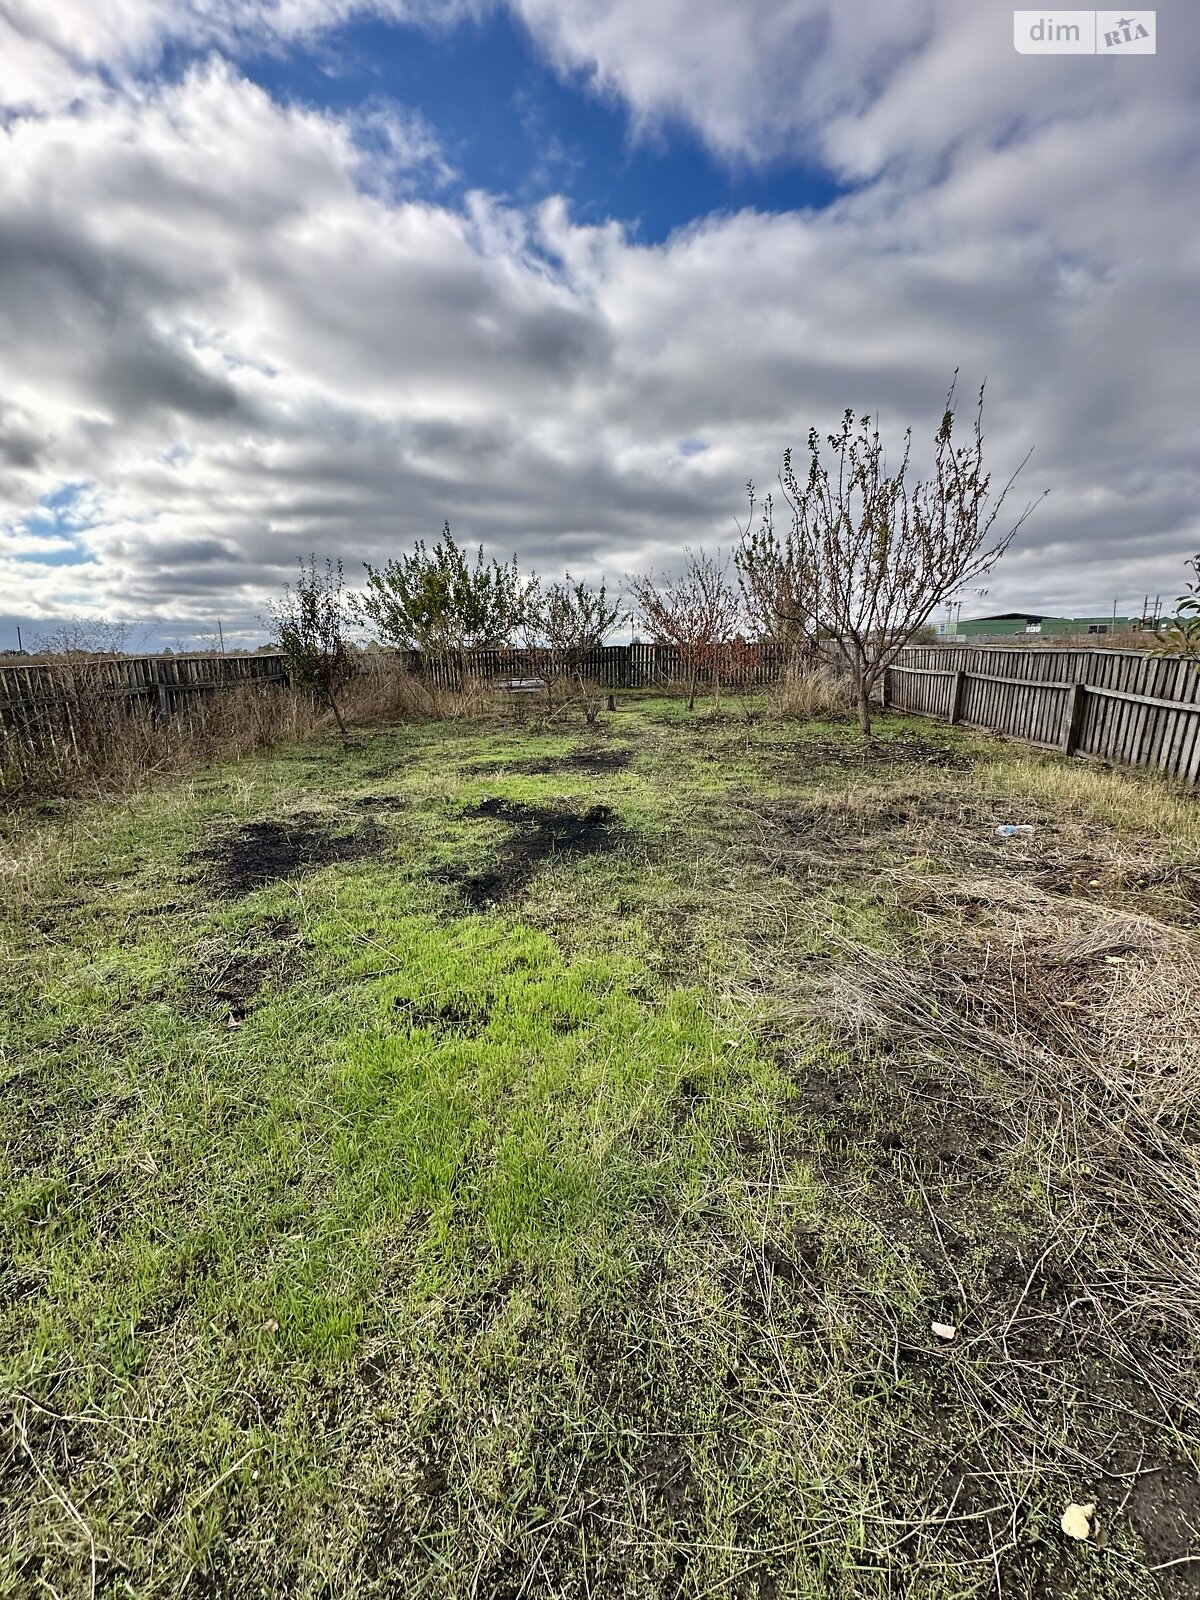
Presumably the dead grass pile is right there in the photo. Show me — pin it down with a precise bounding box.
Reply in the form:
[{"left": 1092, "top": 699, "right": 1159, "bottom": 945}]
[{"left": 886, "top": 872, "right": 1200, "bottom": 1119}]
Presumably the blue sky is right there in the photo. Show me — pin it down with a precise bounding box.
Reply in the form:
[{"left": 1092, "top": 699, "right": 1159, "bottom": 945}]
[
  {"left": 0, "top": 1, "right": 1196, "bottom": 651},
  {"left": 240, "top": 9, "right": 844, "bottom": 242}
]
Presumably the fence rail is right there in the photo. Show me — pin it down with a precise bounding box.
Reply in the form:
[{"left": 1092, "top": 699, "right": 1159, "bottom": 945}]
[
  {"left": 885, "top": 645, "right": 1200, "bottom": 785},
  {"left": 0, "top": 651, "right": 290, "bottom": 712}
]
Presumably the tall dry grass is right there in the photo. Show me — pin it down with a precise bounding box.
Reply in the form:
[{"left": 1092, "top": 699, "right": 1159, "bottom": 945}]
[
  {"left": 1, "top": 679, "right": 319, "bottom": 807},
  {"left": 0, "top": 658, "right": 514, "bottom": 808},
  {"left": 769, "top": 658, "right": 852, "bottom": 719},
  {"left": 341, "top": 656, "right": 505, "bottom": 723}
]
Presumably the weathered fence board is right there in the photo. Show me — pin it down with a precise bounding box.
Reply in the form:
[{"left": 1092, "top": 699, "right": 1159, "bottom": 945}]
[
  {"left": 887, "top": 645, "right": 1200, "bottom": 785},
  {"left": 0, "top": 652, "right": 289, "bottom": 713}
]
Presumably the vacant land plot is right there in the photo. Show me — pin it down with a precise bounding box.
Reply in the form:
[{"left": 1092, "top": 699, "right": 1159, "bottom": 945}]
[{"left": 3, "top": 698, "right": 1200, "bottom": 1598}]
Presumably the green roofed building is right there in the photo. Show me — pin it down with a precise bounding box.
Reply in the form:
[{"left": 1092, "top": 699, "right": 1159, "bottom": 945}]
[{"left": 938, "top": 611, "right": 1142, "bottom": 640}]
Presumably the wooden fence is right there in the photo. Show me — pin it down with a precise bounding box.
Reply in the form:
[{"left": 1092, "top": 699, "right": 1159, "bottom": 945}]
[
  {"left": 1, "top": 652, "right": 291, "bottom": 751},
  {"left": 885, "top": 645, "right": 1200, "bottom": 785},
  {"left": 9, "top": 642, "right": 1197, "bottom": 785},
  {"left": 388, "top": 641, "right": 790, "bottom": 692}
]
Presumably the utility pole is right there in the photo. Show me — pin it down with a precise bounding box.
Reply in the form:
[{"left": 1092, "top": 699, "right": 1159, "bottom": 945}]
[
  {"left": 217, "top": 619, "right": 225, "bottom": 655},
  {"left": 16, "top": 625, "right": 22, "bottom": 654}
]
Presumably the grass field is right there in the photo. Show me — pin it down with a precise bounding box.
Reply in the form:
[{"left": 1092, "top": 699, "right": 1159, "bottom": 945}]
[{"left": 3, "top": 696, "right": 1200, "bottom": 1599}]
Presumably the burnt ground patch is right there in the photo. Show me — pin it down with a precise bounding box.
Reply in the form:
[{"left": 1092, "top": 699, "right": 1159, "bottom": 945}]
[
  {"left": 191, "top": 916, "right": 306, "bottom": 1023},
  {"left": 684, "top": 721, "right": 974, "bottom": 774},
  {"left": 802, "top": 730, "right": 975, "bottom": 771},
  {"left": 750, "top": 728, "right": 976, "bottom": 777},
  {"left": 350, "top": 793, "right": 408, "bottom": 813},
  {"left": 437, "top": 797, "right": 622, "bottom": 910},
  {"left": 393, "top": 992, "right": 493, "bottom": 1035},
  {"left": 186, "top": 816, "right": 385, "bottom": 899},
  {"left": 474, "top": 746, "right": 634, "bottom": 777}
]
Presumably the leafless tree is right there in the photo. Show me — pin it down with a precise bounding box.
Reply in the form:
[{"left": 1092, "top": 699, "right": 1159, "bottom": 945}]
[
  {"left": 629, "top": 549, "right": 742, "bottom": 710},
  {"left": 736, "top": 380, "right": 1043, "bottom": 734},
  {"left": 34, "top": 616, "right": 142, "bottom": 658},
  {"left": 267, "top": 555, "right": 353, "bottom": 739}
]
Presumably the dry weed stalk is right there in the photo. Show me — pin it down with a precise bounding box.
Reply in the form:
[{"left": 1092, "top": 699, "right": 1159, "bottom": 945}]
[{"left": 712, "top": 830, "right": 1200, "bottom": 1580}]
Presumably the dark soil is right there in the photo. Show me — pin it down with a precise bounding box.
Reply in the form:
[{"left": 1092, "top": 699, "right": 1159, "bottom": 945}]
[
  {"left": 761, "top": 732, "right": 979, "bottom": 774},
  {"left": 350, "top": 793, "right": 408, "bottom": 812},
  {"left": 194, "top": 917, "right": 304, "bottom": 1022},
  {"left": 393, "top": 992, "right": 492, "bottom": 1034},
  {"left": 186, "top": 816, "right": 384, "bottom": 898},
  {"left": 1125, "top": 1462, "right": 1200, "bottom": 1599},
  {"left": 661, "top": 716, "right": 974, "bottom": 773},
  {"left": 786, "top": 730, "right": 976, "bottom": 772},
  {"left": 438, "top": 797, "right": 621, "bottom": 910},
  {"left": 499, "top": 747, "right": 633, "bottom": 776}
]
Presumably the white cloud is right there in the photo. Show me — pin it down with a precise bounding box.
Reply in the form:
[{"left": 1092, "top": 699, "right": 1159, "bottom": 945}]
[
  {"left": 0, "top": 5, "right": 1197, "bottom": 641},
  {"left": 0, "top": 0, "right": 476, "bottom": 114}
]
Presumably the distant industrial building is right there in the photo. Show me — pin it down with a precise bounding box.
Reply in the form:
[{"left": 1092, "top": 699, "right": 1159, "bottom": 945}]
[{"left": 938, "top": 611, "right": 1149, "bottom": 640}]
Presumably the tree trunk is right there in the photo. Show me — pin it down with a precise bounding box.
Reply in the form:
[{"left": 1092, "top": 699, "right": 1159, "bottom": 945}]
[
  {"left": 856, "top": 679, "right": 872, "bottom": 737},
  {"left": 326, "top": 687, "right": 350, "bottom": 740},
  {"left": 687, "top": 667, "right": 698, "bottom": 711}
]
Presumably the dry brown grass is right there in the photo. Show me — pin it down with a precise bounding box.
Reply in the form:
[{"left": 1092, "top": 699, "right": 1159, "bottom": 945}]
[
  {"left": 770, "top": 660, "right": 852, "bottom": 719},
  {"left": 809, "top": 859, "right": 1200, "bottom": 1454},
  {"left": 341, "top": 657, "right": 508, "bottom": 723},
  {"left": 0, "top": 659, "right": 517, "bottom": 808},
  {"left": 1, "top": 680, "right": 322, "bottom": 807}
]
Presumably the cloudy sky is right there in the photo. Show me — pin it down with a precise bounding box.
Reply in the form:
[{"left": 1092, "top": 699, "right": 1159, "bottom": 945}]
[{"left": 1, "top": 1, "right": 1196, "bottom": 649}]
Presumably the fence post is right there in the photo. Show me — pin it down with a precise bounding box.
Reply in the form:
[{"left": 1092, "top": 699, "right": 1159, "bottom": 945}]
[
  {"left": 881, "top": 668, "right": 891, "bottom": 710},
  {"left": 152, "top": 658, "right": 169, "bottom": 719},
  {"left": 948, "top": 669, "right": 967, "bottom": 726},
  {"left": 1061, "top": 681, "right": 1085, "bottom": 756}
]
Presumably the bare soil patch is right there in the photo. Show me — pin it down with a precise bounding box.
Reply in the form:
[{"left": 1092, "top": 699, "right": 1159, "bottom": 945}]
[
  {"left": 471, "top": 746, "right": 633, "bottom": 777},
  {"left": 392, "top": 992, "right": 492, "bottom": 1035},
  {"left": 530, "top": 747, "right": 632, "bottom": 775},
  {"left": 438, "top": 797, "right": 622, "bottom": 910},
  {"left": 802, "top": 729, "right": 976, "bottom": 772},
  {"left": 186, "top": 816, "right": 384, "bottom": 898},
  {"left": 668, "top": 718, "right": 974, "bottom": 773},
  {"left": 350, "top": 793, "right": 408, "bottom": 812},
  {"left": 191, "top": 916, "right": 306, "bottom": 1023}
]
